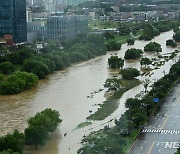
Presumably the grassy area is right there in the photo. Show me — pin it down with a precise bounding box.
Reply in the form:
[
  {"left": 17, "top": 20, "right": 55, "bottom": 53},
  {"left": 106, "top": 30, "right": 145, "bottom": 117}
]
[
  {"left": 113, "top": 34, "right": 132, "bottom": 44},
  {"left": 87, "top": 79, "right": 141, "bottom": 120},
  {"left": 88, "top": 19, "right": 143, "bottom": 45},
  {"left": 75, "top": 121, "right": 92, "bottom": 129},
  {"left": 89, "top": 19, "right": 119, "bottom": 30},
  {"left": 105, "top": 30, "right": 143, "bottom": 44}
]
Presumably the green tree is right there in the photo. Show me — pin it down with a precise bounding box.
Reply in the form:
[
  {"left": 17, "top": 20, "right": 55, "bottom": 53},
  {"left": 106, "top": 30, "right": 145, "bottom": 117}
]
[
  {"left": 7, "top": 47, "right": 33, "bottom": 65},
  {"left": 0, "top": 130, "right": 24, "bottom": 154},
  {"left": 0, "top": 72, "right": 38, "bottom": 95},
  {"left": 0, "top": 62, "right": 15, "bottom": 74},
  {"left": 126, "top": 38, "right": 135, "bottom": 45},
  {"left": 124, "top": 48, "right": 143, "bottom": 59},
  {"left": 22, "top": 60, "right": 50, "bottom": 79},
  {"left": 166, "top": 39, "right": 177, "bottom": 47},
  {"left": 104, "top": 78, "right": 122, "bottom": 91},
  {"left": 0, "top": 56, "right": 7, "bottom": 63},
  {"left": 25, "top": 109, "right": 62, "bottom": 148},
  {"left": 141, "top": 24, "right": 154, "bottom": 40},
  {"left": 41, "top": 58, "right": 56, "bottom": 73},
  {"left": 156, "top": 24, "right": 170, "bottom": 33},
  {"left": 28, "top": 109, "right": 62, "bottom": 133},
  {"left": 87, "top": 34, "right": 105, "bottom": 48},
  {"left": 118, "top": 26, "right": 131, "bottom": 35},
  {"left": 106, "top": 41, "right": 121, "bottom": 51},
  {"left": 144, "top": 42, "right": 162, "bottom": 52},
  {"left": 173, "top": 26, "right": 179, "bottom": 33},
  {"left": 130, "top": 108, "right": 146, "bottom": 129},
  {"left": 121, "top": 68, "right": 140, "bottom": 80},
  {"left": 0, "top": 74, "right": 4, "bottom": 81},
  {"left": 125, "top": 98, "right": 142, "bottom": 109},
  {"left": 170, "top": 62, "right": 180, "bottom": 76},
  {"left": 104, "top": 32, "right": 115, "bottom": 39},
  {"left": 153, "top": 27, "right": 160, "bottom": 36},
  {"left": 108, "top": 56, "right": 124, "bottom": 69},
  {"left": 25, "top": 125, "right": 48, "bottom": 148},
  {"left": 140, "top": 57, "right": 151, "bottom": 68},
  {"left": 43, "top": 54, "right": 65, "bottom": 70},
  {"left": 173, "top": 30, "right": 180, "bottom": 42}
]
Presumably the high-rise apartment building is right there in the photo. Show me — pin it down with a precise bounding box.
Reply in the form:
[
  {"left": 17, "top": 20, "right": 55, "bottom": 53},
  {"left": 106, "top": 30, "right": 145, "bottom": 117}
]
[
  {"left": 47, "top": 15, "right": 88, "bottom": 41},
  {"left": 0, "top": 0, "right": 27, "bottom": 43}
]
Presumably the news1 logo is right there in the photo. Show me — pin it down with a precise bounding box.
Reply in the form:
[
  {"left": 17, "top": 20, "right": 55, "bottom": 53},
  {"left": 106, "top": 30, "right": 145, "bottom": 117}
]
[{"left": 164, "top": 142, "right": 180, "bottom": 149}]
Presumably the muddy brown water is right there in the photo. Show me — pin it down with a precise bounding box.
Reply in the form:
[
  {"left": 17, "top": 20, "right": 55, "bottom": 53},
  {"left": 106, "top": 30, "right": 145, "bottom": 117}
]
[{"left": 0, "top": 30, "right": 179, "bottom": 154}]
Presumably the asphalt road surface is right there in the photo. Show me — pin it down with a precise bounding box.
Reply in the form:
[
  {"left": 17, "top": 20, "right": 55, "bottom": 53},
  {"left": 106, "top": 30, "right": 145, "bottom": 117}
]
[{"left": 129, "top": 82, "right": 180, "bottom": 154}]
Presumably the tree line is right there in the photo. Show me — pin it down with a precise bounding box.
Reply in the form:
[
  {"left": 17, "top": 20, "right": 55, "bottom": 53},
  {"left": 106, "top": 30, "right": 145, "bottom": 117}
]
[{"left": 139, "top": 19, "right": 180, "bottom": 41}]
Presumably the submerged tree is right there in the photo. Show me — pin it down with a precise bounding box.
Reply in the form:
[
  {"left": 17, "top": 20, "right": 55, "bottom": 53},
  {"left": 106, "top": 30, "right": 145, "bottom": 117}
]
[
  {"left": 144, "top": 42, "right": 162, "bottom": 52},
  {"left": 124, "top": 48, "right": 143, "bottom": 59},
  {"left": 104, "top": 78, "right": 122, "bottom": 91},
  {"left": 108, "top": 56, "right": 124, "bottom": 69},
  {"left": 121, "top": 68, "right": 140, "bottom": 80},
  {"left": 25, "top": 109, "right": 62, "bottom": 149},
  {"left": 140, "top": 57, "right": 151, "bottom": 68}
]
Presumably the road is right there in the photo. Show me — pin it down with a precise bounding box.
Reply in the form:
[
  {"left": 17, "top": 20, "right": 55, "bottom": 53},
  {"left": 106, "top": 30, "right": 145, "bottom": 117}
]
[{"left": 129, "top": 82, "right": 180, "bottom": 154}]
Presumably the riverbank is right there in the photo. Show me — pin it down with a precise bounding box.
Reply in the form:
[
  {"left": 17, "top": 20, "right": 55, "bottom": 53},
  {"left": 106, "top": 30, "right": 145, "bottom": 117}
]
[{"left": 87, "top": 79, "right": 141, "bottom": 121}]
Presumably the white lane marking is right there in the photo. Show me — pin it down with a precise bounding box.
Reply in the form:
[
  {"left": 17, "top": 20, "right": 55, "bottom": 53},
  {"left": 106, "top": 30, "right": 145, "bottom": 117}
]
[
  {"left": 141, "top": 146, "right": 143, "bottom": 150},
  {"left": 159, "top": 149, "right": 161, "bottom": 152}
]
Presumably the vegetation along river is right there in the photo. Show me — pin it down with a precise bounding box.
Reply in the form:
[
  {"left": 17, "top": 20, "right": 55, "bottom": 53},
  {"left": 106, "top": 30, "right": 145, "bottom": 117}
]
[{"left": 0, "top": 30, "right": 179, "bottom": 154}]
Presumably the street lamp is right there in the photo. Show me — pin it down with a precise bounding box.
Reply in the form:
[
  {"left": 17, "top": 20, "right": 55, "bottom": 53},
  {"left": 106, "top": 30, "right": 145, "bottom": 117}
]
[{"left": 163, "top": 69, "right": 166, "bottom": 76}]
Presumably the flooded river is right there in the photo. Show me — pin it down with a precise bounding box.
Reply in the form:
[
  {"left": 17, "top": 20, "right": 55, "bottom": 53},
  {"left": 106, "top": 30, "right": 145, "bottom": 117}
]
[{"left": 0, "top": 30, "right": 179, "bottom": 154}]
